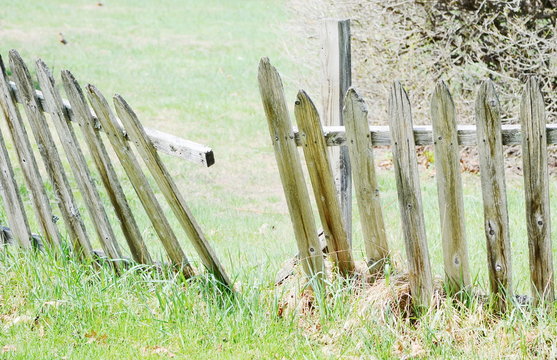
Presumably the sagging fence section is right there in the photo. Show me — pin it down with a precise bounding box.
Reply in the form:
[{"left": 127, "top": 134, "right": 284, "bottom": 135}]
[
  {"left": 0, "top": 50, "right": 230, "bottom": 287},
  {"left": 258, "top": 19, "right": 556, "bottom": 310}
]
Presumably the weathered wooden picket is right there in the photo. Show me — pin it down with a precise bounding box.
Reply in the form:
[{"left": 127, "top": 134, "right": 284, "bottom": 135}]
[
  {"left": 259, "top": 19, "right": 555, "bottom": 309},
  {"left": 0, "top": 50, "right": 231, "bottom": 287}
]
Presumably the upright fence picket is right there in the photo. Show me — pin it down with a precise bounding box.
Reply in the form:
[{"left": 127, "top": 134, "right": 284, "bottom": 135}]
[
  {"left": 343, "top": 88, "right": 389, "bottom": 272},
  {"left": 430, "top": 81, "right": 471, "bottom": 292},
  {"left": 294, "top": 90, "right": 354, "bottom": 276},
  {"left": 520, "top": 78, "right": 554, "bottom": 304},
  {"left": 388, "top": 81, "right": 433, "bottom": 307},
  {"left": 475, "top": 80, "right": 512, "bottom": 310}
]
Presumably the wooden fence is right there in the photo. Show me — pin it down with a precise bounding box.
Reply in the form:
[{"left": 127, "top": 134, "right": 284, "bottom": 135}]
[
  {"left": 0, "top": 50, "right": 231, "bottom": 287},
  {"left": 258, "top": 19, "right": 555, "bottom": 309}
]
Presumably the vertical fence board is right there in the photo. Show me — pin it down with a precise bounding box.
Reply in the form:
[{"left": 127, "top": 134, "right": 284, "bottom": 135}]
[
  {"left": 430, "top": 81, "right": 471, "bottom": 292},
  {"left": 520, "top": 77, "right": 554, "bottom": 304},
  {"left": 343, "top": 88, "right": 389, "bottom": 271},
  {"left": 388, "top": 81, "right": 433, "bottom": 307},
  {"left": 294, "top": 90, "right": 354, "bottom": 275},
  {"left": 61, "top": 71, "right": 152, "bottom": 265},
  {"left": 0, "top": 55, "right": 62, "bottom": 247},
  {"left": 113, "top": 94, "right": 231, "bottom": 286},
  {"left": 258, "top": 58, "right": 325, "bottom": 287},
  {"left": 475, "top": 80, "right": 512, "bottom": 308},
  {"left": 9, "top": 50, "right": 92, "bottom": 255},
  {"left": 321, "top": 19, "right": 352, "bottom": 245},
  {"left": 86, "top": 85, "right": 194, "bottom": 278},
  {"left": 36, "top": 60, "right": 122, "bottom": 261}
]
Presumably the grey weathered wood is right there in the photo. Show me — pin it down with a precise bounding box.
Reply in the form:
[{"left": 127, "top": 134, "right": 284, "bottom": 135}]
[
  {"left": 0, "top": 56, "right": 62, "bottom": 248},
  {"left": 113, "top": 94, "right": 231, "bottom": 287},
  {"left": 294, "top": 90, "right": 354, "bottom": 276},
  {"left": 321, "top": 19, "right": 352, "bottom": 245},
  {"left": 86, "top": 84, "right": 194, "bottom": 278},
  {"left": 0, "top": 126, "right": 32, "bottom": 248},
  {"left": 7, "top": 81, "right": 214, "bottom": 166},
  {"left": 258, "top": 58, "right": 325, "bottom": 287},
  {"left": 343, "top": 88, "right": 389, "bottom": 272},
  {"left": 520, "top": 77, "right": 554, "bottom": 304},
  {"left": 61, "top": 70, "right": 153, "bottom": 265},
  {"left": 430, "top": 81, "right": 471, "bottom": 292},
  {"left": 475, "top": 79, "right": 512, "bottom": 307},
  {"left": 388, "top": 81, "right": 433, "bottom": 307},
  {"left": 293, "top": 124, "right": 557, "bottom": 147},
  {"left": 0, "top": 62, "right": 33, "bottom": 248},
  {"left": 9, "top": 50, "right": 92, "bottom": 255},
  {"left": 36, "top": 60, "right": 122, "bottom": 261}
]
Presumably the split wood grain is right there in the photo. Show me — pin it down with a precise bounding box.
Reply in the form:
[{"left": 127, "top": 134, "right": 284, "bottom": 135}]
[
  {"left": 7, "top": 81, "right": 214, "bottom": 166},
  {"left": 388, "top": 81, "right": 433, "bottom": 307},
  {"left": 113, "top": 94, "right": 231, "bottom": 287},
  {"left": 258, "top": 57, "right": 325, "bottom": 288},
  {"left": 321, "top": 19, "right": 352, "bottom": 245},
  {"left": 520, "top": 77, "right": 554, "bottom": 304},
  {"left": 430, "top": 81, "right": 471, "bottom": 292},
  {"left": 86, "top": 84, "right": 194, "bottom": 278},
  {"left": 475, "top": 79, "right": 512, "bottom": 309},
  {"left": 61, "top": 70, "right": 153, "bottom": 265},
  {"left": 36, "top": 60, "right": 121, "bottom": 261},
  {"left": 343, "top": 88, "right": 389, "bottom": 272},
  {"left": 294, "top": 90, "right": 354, "bottom": 276}
]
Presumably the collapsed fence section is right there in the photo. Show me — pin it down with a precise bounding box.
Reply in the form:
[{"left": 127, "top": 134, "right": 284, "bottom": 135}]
[{"left": 0, "top": 50, "right": 231, "bottom": 287}]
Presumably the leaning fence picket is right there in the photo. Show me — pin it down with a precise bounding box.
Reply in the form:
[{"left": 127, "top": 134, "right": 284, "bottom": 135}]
[
  {"left": 388, "top": 81, "right": 433, "bottom": 307},
  {"left": 113, "top": 94, "right": 231, "bottom": 286},
  {"left": 36, "top": 60, "right": 122, "bottom": 262},
  {"left": 343, "top": 88, "right": 389, "bottom": 272},
  {"left": 430, "top": 81, "right": 471, "bottom": 292},
  {"left": 86, "top": 85, "right": 195, "bottom": 278},
  {"left": 258, "top": 58, "right": 325, "bottom": 288},
  {"left": 61, "top": 71, "right": 153, "bottom": 265},
  {"left": 520, "top": 78, "right": 554, "bottom": 304},
  {"left": 475, "top": 80, "right": 512, "bottom": 309},
  {"left": 294, "top": 90, "right": 354, "bottom": 276}
]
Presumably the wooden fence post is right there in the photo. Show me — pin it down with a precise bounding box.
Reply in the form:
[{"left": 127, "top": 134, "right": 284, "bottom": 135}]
[
  {"left": 520, "top": 77, "right": 554, "bottom": 304},
  {"left": 294, "top": 90, "right": 354, "bottom": 276},
  {"left": 343, "top": 88, "right": 389, "bottom": 272},
  {"left": 258, "top": 58, "right": 325, "bottom": 288},
  {"left": 430, "top": 81, "right": 471, "bottom": 293},
  {"left": 321, "top": 19, "right": 352, "bottom": 245},
  {"left": 475, "top": 80, "right": 512, "bottom": 310},
  {"left": 388, "top": 81, "right": 433, "bottom": 307}
]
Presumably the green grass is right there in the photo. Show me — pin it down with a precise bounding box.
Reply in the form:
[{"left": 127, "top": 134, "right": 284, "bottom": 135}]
[{"left": 1, "top": 0, "right": 557, "bottom": 358}]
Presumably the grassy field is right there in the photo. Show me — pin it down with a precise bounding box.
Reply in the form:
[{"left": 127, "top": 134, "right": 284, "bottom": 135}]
[{"left": 1, "top": 0, "right": 557, "bottom": 358}]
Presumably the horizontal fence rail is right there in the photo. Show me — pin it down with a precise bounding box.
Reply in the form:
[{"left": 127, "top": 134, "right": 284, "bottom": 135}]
[
  {"left": 8, "top": 81, "right": 214, "bottom": 167},
  {"left": 294, "top": 124, "right": 557, "bottom": 147}
]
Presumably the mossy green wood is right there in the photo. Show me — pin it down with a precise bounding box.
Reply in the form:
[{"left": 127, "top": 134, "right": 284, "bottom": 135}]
[{"left": 430, "top": 81, "right": 471, "bottom": 292}]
